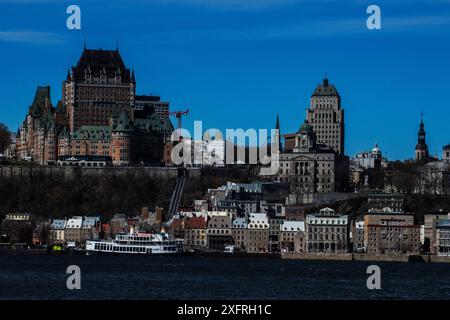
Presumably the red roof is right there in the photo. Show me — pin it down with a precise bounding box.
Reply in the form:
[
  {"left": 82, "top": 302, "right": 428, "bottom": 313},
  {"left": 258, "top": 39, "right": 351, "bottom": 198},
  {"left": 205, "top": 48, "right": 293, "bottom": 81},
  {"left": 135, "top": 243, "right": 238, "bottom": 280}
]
[{"left": 184, "top": 217, "right": 206, "bottom": 229}]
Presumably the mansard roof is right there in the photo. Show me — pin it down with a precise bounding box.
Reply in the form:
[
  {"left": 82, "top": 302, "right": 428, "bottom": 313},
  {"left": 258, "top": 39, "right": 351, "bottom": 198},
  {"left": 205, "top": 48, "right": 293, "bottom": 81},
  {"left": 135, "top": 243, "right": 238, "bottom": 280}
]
[
  {"left": 134, "top": 106, "right": 173, "bottom": 134},
  {"left": 71, "top": 126, "right": 112, "bottom": 140},
  {"left": 312, "top": 78, "right": 340, "bottom": 98},
  {"left": 72, "top": 47, "right": 132, "bottom": 82}
]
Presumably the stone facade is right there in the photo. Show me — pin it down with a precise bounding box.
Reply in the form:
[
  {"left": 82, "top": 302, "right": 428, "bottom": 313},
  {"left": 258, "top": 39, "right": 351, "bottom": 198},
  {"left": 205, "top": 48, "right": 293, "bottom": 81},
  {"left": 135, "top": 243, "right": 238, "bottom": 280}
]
[
  {"left": 305, "top": 208, "right": 348, "bottom": 253},
  {"left": 305, "top": 78, "right": 344, "bottom": 155},
  {"left": 278, "top": 121, "right": 336, "bottom": 193},
  {"left": 364, "top": 213, "right": 420, "bottom": 255}
]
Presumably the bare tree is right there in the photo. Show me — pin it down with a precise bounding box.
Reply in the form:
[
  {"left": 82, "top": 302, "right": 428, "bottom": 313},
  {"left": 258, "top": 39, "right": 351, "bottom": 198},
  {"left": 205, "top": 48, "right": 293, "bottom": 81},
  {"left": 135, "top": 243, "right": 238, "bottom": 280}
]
[{"left": 0, "top": 123, "right": 11, "bottom": 154}]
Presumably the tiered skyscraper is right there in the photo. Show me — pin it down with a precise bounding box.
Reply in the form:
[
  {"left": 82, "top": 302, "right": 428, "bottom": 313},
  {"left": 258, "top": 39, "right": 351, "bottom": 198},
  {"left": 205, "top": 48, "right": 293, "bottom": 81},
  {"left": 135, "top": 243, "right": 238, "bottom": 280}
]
[{"left": 305, "top": 77, "right": 345, "bottom": 156}]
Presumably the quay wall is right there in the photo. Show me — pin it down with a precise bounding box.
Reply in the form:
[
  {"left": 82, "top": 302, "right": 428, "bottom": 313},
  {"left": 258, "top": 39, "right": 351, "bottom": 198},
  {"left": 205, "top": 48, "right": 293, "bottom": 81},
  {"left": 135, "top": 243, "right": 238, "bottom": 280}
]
[
  {"left": 282, "top": 253, "right": 425, "bottom": 262},
  {"left": 0, "top": 165, "right": 201, "bottom": 180},
  {"left": 428, "top": 255, "right": 450, "bottom": 263},
  {"left": 353, "top": 254, "right": 411, "bottom": 262},
  {"left": 282, "top": 253, "right": 353, "bottom": 261}
]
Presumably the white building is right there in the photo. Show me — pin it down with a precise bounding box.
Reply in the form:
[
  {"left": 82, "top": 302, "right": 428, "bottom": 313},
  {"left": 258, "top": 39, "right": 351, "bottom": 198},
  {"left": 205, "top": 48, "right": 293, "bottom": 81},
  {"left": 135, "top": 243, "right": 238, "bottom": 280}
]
[{"left": 306, "top": 208, "right": 349, "bottom": 253}]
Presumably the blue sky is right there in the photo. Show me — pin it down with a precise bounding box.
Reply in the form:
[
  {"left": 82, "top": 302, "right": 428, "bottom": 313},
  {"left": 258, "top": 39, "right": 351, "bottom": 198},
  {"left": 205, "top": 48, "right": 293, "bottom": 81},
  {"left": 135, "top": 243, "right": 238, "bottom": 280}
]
[{"left": 0, "top": 0, "right": 450, "bottom": 160}]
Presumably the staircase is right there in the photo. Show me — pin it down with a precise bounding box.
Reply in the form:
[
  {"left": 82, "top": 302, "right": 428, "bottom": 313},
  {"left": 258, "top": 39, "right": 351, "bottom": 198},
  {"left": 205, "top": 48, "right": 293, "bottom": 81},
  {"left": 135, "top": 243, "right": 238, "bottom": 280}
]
[{"left": 167, "top": 168, "right": 188, "bottom": 220}]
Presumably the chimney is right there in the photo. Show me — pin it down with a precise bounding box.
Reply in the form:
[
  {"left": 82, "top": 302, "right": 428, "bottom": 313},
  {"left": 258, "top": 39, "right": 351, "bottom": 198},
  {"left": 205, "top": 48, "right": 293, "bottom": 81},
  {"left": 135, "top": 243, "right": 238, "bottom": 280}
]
[
  {"left": 141, "top": 207, "right": 149, "bottom": 220},
  {"left": 155, "top": 207, "right": 163, "bottom": 225}
]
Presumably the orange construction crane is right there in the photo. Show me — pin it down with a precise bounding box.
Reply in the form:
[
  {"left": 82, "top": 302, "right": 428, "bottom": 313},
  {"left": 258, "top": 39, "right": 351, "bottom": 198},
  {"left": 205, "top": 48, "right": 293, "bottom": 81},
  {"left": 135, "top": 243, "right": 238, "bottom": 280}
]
[{"left": 168, "top": 109, "right": 189, "bottom": 129}]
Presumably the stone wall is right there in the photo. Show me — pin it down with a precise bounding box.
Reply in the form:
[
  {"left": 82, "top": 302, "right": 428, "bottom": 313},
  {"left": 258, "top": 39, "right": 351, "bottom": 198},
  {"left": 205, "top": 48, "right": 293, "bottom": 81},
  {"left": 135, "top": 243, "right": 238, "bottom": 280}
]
[{"left": 0, "top": 165, "right": 201, "bottom": 181}]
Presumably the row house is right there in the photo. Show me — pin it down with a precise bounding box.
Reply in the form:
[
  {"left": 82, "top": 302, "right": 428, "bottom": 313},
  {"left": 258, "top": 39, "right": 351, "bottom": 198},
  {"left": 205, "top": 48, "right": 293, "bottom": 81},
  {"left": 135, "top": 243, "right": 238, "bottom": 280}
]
[{"left": 281, "top": 221, "right": 305, "bottom": 253}]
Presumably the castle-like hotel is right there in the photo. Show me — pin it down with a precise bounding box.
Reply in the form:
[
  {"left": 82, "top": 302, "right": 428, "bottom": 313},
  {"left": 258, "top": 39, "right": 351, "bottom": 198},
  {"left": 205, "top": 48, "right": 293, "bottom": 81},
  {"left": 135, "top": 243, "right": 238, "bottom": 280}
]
[{"left": 16, "top": 47, "right": 173, "bottom": 167}]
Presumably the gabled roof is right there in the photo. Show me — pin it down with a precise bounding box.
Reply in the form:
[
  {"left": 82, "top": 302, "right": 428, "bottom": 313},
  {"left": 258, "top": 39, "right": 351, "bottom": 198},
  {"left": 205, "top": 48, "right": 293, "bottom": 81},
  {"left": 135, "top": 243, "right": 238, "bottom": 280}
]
[{"left": 29, "top": 86, "right": 52, "bottom": 115}]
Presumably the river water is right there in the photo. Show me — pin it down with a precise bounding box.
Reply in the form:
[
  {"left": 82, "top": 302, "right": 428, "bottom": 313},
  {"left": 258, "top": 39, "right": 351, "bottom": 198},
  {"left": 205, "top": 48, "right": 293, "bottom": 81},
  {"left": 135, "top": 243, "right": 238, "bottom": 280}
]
[{"left": 1, "top": 255, "right": 449, "bottom": 300}]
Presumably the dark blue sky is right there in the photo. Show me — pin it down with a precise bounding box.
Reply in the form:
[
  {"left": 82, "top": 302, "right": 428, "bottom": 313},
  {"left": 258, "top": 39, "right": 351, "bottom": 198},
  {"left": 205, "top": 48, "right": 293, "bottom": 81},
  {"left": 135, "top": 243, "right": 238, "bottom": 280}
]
[{"left": 1, "top": 0, "right": 449, "bottom": 160}]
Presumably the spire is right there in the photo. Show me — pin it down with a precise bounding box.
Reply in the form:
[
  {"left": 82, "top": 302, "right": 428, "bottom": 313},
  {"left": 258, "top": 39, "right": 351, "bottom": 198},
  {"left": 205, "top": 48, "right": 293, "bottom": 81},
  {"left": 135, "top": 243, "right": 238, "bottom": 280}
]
[
  {"left": 66, "top": 69, "right": 71, "bottom": 81},
  {"left": 415, "top": 112, "right": 429, "bottom": 161},
  {"left": 116, "top": 40, "right": 119, "bottom": 52},
  {"left": 323, "top": 73, "right": 329, "bottom": 87},
  {"left": 131, "top": 68, "right": 135, "bottom": 82},
  {"left": 275, "top": 113, "right": 280, "bottom": 130},
  {"left": 83, "top": 37, "right": 87, "bottom": 50}
]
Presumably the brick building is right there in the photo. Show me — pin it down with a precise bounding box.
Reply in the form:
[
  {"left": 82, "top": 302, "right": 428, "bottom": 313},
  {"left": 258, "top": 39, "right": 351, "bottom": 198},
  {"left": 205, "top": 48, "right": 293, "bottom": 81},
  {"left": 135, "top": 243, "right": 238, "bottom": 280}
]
[{"left": 16, "top": 47, "right": 169, "bottom": 166}]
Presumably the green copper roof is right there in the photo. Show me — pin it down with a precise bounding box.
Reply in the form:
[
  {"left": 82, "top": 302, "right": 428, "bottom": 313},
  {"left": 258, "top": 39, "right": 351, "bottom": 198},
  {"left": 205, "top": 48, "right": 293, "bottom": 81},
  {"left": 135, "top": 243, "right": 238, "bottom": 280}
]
[
  {"left": 71, "top": 126, "right": 112, "bottom": 140},
  {"left": 113, "top": 111, "right": 135, "bottom": 132},
  {"left": 298, "top": 121, "right": 314, "bottom": 134}
]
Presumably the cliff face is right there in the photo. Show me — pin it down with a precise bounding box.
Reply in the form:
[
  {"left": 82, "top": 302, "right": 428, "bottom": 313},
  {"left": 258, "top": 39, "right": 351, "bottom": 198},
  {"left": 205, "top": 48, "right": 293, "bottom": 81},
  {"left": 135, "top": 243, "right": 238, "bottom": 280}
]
[{"left": 0, "top": 166, "right": 254, "bottom": 220}]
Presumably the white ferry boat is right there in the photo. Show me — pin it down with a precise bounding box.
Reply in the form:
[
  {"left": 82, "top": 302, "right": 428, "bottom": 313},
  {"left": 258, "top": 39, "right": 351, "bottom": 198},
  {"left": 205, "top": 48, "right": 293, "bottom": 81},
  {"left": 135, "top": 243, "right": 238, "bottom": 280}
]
[{"left": 86, "top": 231, "right": 184, "bottom": 255}]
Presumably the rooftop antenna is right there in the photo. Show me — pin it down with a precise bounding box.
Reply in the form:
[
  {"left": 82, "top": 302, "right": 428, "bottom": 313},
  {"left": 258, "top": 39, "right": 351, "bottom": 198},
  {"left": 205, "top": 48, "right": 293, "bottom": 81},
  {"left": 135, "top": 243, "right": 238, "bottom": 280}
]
[
  {"left": 116, "top": 40, "right": 119, "bottom": 52},
  {"left": 83, "top": 36, "right": 87, "bottom": 50}
]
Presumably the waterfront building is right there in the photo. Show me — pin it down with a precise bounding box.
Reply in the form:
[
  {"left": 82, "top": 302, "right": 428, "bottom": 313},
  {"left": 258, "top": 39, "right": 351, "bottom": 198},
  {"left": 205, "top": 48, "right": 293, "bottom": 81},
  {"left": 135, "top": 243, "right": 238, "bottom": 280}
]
[
  {"left": 423, "top": 211, "right": 450, "bottom": 253},
  {"left": 81, "top": 216, "right": 100, "bottom": 242},
  {"left": 64, "top": 216, "right": 100, "bottom": 244},
  {"left": 364, "top": 211, "right": 420, "bottom": 255},
  {"left": 0, "top": 213, "right": 34, "bottom": 244},
  {"left": 232, "top": 217, "right": 248, "bottom": 251},
  {"left": 280, "top": 221, "right": 305, "bottom": 253},
  {"left": 109, "top": 214, "right": 127, "bottom": 237},
  {"left": 351, "top": 220, "right": 365, "bottom": 252},
  {"left": 435, "top": 216, "right": 450, "bottom": 256},
  {"left": 305, "top": 208, "right": 349, "bottom": 253},
  {"left": 183, "top": 217, "right": 207, "bottom": 249},
  {"left": 50, "top": 219, "right": 66, "bottom": 244},
  {"left": 268, "top": 216, "right": 284, "bottom": 252},
  {"left": 64, "top": 216, "right": 83, "bottom": 243},
  {"left": 206, "top": 214, "right": 233, "bottom": 251},
  {"left": 246, "top": 213, "right": 270, "bottom": 253}
]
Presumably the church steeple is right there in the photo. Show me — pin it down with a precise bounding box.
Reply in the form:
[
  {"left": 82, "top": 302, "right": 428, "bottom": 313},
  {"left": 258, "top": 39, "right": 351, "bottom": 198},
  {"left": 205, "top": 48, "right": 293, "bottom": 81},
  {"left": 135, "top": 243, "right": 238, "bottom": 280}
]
[
  {"left": 275, "top": 113, "right": 281, "bottom": 152},
  {"left": 415, "top": 112, "right": 429, "bottom": 161}
]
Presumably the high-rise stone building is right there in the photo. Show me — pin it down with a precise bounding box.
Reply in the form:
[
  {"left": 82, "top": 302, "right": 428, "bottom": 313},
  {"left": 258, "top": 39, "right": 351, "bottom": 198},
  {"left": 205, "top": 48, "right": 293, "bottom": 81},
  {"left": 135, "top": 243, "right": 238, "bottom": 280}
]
[
  {"left": 415, "top": 115, "right": 429, "bottom": 161},
  {"left": 63, "top": 47, "right": 136, "bottom": 134},
  {"left": 305, "top": 77, "right": 344, "bottom": 156}
]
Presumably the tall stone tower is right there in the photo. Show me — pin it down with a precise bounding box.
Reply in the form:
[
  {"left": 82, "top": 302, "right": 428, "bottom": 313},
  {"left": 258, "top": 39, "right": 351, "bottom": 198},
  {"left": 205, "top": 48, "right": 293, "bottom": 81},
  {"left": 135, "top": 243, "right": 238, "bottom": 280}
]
[
  {"left": 306, "top": 77, "right": 344, "bottom": 156},
  {"left": 415, "top": 114, "right": 429, "bottom": 161},
  {"left": 63, "top": 46, "right": 135, "bottom": 134}
]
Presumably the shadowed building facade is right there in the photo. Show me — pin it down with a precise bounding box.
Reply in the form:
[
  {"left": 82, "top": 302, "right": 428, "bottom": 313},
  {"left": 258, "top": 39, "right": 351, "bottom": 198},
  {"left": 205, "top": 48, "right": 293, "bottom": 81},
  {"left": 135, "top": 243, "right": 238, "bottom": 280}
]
[{"left": 16, "top": 46, "right": 168, "bottom": 166}]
